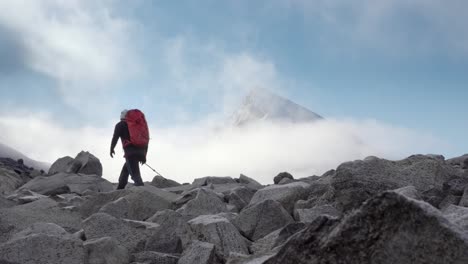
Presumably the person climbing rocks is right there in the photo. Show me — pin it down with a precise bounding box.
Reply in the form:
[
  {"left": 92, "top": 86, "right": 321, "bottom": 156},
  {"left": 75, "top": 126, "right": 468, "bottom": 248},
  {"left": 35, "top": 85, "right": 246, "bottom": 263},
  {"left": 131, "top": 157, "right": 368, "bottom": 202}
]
[{"left": 110, "top": 109, "right": 150, "bottom": 189}]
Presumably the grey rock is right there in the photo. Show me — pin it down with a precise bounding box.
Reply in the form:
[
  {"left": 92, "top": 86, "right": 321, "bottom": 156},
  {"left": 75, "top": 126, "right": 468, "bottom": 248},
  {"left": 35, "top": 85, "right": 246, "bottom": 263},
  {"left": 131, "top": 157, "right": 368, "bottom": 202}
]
[
  {"left": 0, "top": 196, "right": 16, "bottom": 209},
  {"left": 147, "top": 209, "right": 192, "bottom": 248},
  {"left": 80, "top": 187, "right": 177, "bottom": 219},
  {"left": 67, "top": 151, "right": 103, "bottom": 176},
  {"left": 447, "top": 154, "right": 468, "bottom": 169},
  {"left": 0, "top": 197, "right": 82, "bottom": 244},
  {"left": 192, "top": 176, "right": 237, "bottom": 187},
  {"left": 176, "top": 188, "right": 228, "bottom": 219},
  {"left": 264, "top": 192, "right": 468, "bottom": 264},
  {"left": 178, "top": 240, "right": 218, "bottom": 264},
  {"left": 0, "top": 167, "right": 25, "bottom": 196},
  {"left": 239, "top": 174, "right": 263, "bottom": 190},
  {"left": 11, "top": 223, "right": 70, "bottom": 241},
  {"left": 326, "top": 155, "right": 461, "bottom": 211},
  {"left": 443, "top": 205, "right": 468, "bottom": 232},
  {"left": 84, "top": 237, "right": 130, "bottom": 264},
  {"left": 250, "top": 222, "right": 305, "bottom": 255},
  {"left": 0, "top": 233, "right": 84, "bottom": 264},
  {"left": 18, "top": 172, "right": 113, "bottom": 196},
  {"left": 82, "top": 213, "right": 159, "bottom": 253},
  {"left": 439, "top": 194, "right": 462, "bottom": 209},
  {"left": 278, "top": 177, "right": 294, "bottom": 185},
  {"left": 461, "top": 185, "right": 468, "bottom": 207},
  {"left": 150, "top": 175, "right": 181, "bottom": 188},
  {"left": 237, "top": 199, "right": 293, "bottom": 241},
  {"left": 443, "top": 177, "right": 468, "bottom": 196},
  {"left": 145, "top": 225, "right": 183, "bottom": 254},
  {"left": 99, "top": 188, "right": 172, "bottom": 221},
  {"left": 132, "top": 251, "right": 179, "bottom": 264},
  {"left": 294, "top": 204, "right": 341, "bottom": 223},
  {"left": 48, "top": 156, "right": 73, "bottom": 175},
  {"left": 392, "top": 185, "right": 421, "bottom": 200},
  {"left": 188, "top": 214, "right": 249, "bottom": 260},
  {"left": 273, "top": 172, "right": 294, "bottom": 184},
  {"left": 421, "top": 188, "right": 446, "bottom": 208},
  {"left": 248, "top": 181, "right": 310, "bottom": 214},
  {"left": 226, "top": 186, "right": 257, "bottom": 213}
]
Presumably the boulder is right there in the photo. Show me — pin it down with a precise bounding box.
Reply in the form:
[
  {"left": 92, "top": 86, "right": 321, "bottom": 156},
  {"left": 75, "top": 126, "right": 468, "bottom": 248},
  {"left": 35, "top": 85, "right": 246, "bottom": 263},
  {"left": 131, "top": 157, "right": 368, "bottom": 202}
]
[
  {"left": 0, "top": 196, "right": 16, "bottom": 209},
  {"left": 447, "top": 154, "right": 468, "bottom": 169},
  {"left": 10, "top": 223, "right": 71, "bottom": 241},
  {"left": 278, "top": 177, "right": 294, "bottom": 185},
  {"left": 0, "top": 233, "right": 84, "bottom": 264},
  {"left": 439, "top": 194, "right": 462, "bottom": 209},
  {"left": 250, "top": 222, "right": 305, "bottom": 255},
  {"left": 192, "top": 176, "right": 237, "bottom": 187},
  {"left": 236, "top": 199, "right": 293, "bottom": 241},
  {"left": 6, "top": 189, "right": 47, "bottom": 204},
  {"left": 84, "top": 237, "right": 130, "bottom": 264},
  {"left": 48, "top": 156, "right": 73, "bottom": 175},
  {"left": 144, "top": 225, "right": 183, "bottom": 254},
  {"left": 178, "top": 240, "right": 218, "bottom": 264},
  {"left": 0, "top": 167, "right": 26, "bottom": 196},
  {"left": 248, "top": 182, "right": 310, "bottom": 214},
  {"left": 273, "top": 172, "right": 294, "bottom": 184},
  {"left": 131, "top": 251, "right": 179, "bottom": 264},
  {"left": 188, "top": 214, "right": 249, "bottom": 260},
  {"left": 294, "top": 204, "right": 341, "bottom": 223},
  {"left": 392, "top": 185, "right": 421, "bottom": 200},
  {"left": 146, "top": 209, "right": 192, "bottom": 248},
  {"left": 18, "top": 172, "right": 113, "bottom": 196},
  {"left": 176, "top": 188, "right": 228, "bottom": 219},
  {"left": 226, "top": 186, "right": 257, "bottom": 213},
  {"left": 461, "top": 185, "right": 468, "bottom": 207},
  {"left": 80, "top": 187, "right": 177, "bottom": 219},
  {"left": 150, "top": 175, "right": 181, "bottom": 188},
  {"left": 82, "top": 213, "right": 159, "bottom": 253},
  {"left": 443, "top": 205, "right": 468, "bottom": 232},
  {"left": 264, "top": 192, "right": 468, "bottom": 264},
  {"left": 326, "top": 155, "right": 461, "bottom": 211},
  {"left": 99, "top": 188, "right": 172, "bottom": 221},
  {"left": 0, "top": 197, "right": 82, "bottom": 244},
  {"left": 443, "top": 177, "right": 468, "bottom": 196},
  {"left": 67, "top": 151, "right": 103, "bottom": 176},
  {"left": 239, "top": 174, "right": 263, "bottom": 190}
]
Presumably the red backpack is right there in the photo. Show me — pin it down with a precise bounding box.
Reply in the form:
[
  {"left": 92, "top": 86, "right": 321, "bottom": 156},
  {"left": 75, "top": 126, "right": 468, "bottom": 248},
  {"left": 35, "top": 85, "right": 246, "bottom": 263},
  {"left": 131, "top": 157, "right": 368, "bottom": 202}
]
[{"left": 123, "top": 109, "right": 150, "bottom": 147}]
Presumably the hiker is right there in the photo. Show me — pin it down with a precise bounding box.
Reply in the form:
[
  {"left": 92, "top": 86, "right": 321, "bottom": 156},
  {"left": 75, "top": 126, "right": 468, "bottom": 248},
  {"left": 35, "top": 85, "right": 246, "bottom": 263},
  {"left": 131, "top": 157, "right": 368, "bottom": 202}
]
[{"left": 110, "top": 109, "right": 150, "bottom": 189}]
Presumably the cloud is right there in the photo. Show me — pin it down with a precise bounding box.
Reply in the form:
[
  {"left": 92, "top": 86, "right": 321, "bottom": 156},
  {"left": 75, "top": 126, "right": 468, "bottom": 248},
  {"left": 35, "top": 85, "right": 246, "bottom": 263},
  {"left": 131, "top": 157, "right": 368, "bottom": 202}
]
[
  {"left": 284, "top": 0, "right": 468, "bottom": 56},
  {"left": 0, "top": 0, "right": 136, "bottom": 109},
  {"left": 0, "top": 112, "right": 450, "bottom": 185}
]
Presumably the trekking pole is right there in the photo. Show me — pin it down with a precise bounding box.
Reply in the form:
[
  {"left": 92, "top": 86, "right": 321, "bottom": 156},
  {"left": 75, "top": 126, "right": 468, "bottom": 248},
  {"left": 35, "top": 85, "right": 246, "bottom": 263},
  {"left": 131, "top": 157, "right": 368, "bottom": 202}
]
[{"left": 145, "top": 163, "right": 164, "bottom": 177}]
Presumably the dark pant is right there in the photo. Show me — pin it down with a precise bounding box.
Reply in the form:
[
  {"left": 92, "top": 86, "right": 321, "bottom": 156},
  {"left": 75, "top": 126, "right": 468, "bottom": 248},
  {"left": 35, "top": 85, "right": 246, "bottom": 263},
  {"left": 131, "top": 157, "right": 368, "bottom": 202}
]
[{"left": 117, "top": 156, "right": 145, "bottom": 189}]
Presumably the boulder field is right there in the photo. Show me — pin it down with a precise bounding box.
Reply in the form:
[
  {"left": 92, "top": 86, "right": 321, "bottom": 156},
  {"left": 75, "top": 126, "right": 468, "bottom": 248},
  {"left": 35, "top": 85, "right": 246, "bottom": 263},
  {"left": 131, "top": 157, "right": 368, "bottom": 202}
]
[{"left": 1, "top": 152, "right": 468, "bottom": 263}]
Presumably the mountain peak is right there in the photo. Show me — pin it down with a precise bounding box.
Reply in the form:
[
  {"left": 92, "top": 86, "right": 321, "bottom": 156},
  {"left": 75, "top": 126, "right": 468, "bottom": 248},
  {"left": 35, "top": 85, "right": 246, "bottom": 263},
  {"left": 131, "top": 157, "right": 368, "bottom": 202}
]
[{"left": 231, "top": 89, "right": 323, "bottom": 126}]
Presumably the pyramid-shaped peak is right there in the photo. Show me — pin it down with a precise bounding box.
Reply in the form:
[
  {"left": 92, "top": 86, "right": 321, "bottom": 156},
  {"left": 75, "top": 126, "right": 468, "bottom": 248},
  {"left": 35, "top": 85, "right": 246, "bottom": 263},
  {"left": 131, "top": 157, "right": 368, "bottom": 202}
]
[{"left": 231, "top": 89, "right": 323, "bottom": 126}]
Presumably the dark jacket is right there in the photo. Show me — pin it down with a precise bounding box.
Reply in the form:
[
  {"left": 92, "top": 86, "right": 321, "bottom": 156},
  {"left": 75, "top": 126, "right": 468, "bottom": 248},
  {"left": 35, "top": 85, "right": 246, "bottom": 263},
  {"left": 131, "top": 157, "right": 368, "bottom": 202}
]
[{"left": 111, "top": 120, "right": 147, "bottom": 160}]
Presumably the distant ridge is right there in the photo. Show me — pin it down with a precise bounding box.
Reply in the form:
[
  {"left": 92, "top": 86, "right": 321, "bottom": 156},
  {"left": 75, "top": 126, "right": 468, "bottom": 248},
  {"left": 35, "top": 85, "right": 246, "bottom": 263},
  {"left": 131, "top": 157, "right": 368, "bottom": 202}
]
[
  {"left": 0, "top": 142, "right": 50, "bottom": 171},
  {"left": 230, "top": 89, "right": 323, "bottom": 126}
]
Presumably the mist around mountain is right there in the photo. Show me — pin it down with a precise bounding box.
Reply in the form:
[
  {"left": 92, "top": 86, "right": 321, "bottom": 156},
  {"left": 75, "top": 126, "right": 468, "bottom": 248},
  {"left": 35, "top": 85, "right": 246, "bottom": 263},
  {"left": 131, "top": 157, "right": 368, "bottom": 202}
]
[
  {"left": 0, "top": 142, "right": 50, "bottom": 171},
  {"left": 230, "top": 89, "right": 323, "bottom": 127}
]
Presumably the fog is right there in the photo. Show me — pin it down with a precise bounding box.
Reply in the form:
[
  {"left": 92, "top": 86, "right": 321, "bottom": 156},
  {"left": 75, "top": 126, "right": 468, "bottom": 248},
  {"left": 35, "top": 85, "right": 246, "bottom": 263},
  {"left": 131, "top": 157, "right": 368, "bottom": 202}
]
[{"left": 0, "top": 114, "right": 448, "bottom": 184}]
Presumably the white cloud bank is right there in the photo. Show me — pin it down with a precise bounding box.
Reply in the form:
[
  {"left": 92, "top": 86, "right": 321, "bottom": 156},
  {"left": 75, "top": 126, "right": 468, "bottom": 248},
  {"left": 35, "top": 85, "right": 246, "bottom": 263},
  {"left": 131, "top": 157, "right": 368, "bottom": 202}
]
[{"left": 0, "top": 113, "right": 449, "bottom": 185}]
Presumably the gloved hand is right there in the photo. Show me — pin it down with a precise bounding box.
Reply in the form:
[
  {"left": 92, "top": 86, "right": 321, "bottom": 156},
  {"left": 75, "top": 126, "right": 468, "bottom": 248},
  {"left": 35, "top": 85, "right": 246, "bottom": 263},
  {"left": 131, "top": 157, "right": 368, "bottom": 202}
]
[
  {"left": 110, "top": 149, "right": 115, "bottom": 158},
  {"left": 140, "top": 157, "right": 146, "bottom": 165}
]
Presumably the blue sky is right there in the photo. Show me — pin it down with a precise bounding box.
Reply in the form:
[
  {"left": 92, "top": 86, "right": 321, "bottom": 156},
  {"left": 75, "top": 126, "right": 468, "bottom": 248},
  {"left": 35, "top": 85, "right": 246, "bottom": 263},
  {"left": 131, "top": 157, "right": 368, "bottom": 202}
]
[{"left": 0, "top": 0, "right": 467, "bottom": 182}]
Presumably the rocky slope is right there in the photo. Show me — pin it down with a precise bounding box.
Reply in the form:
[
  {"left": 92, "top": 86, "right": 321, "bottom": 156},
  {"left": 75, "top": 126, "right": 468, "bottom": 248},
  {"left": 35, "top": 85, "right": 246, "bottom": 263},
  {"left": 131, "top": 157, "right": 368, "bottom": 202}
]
[
  {"left": 0, "top": 142, "right": 50, "bottom": 171},
  {"left": 1, "top": 151, "right": 468, "bottom": 263}
]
